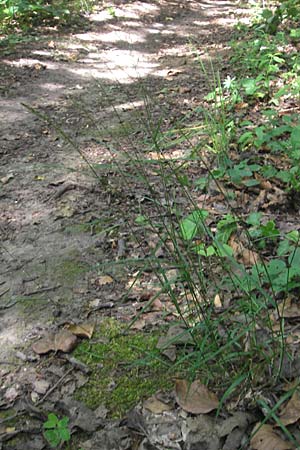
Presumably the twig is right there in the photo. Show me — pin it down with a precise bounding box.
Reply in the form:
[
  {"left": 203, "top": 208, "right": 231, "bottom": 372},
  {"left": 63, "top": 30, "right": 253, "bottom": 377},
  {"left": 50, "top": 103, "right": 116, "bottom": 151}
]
[
  {"left": 52, "top": 183, "right": 76, "bottom": 200},
  {"left": 59, "top": 354, "right": 91, "bottom": 374},
  {"left": 0, "top": 299, "right": 20, "bottom": 310},
  {"left": 0, "top": 361, "right": 22, "bottom": 366},
  {"left": 0, "top": 287, "right": 9, "bottom": 297},
  {"left": 36, "top": 367, "right": 73, "bottom": 405},
  {"left": 23, "top": 285, "right": 61, "bottom": 296}
]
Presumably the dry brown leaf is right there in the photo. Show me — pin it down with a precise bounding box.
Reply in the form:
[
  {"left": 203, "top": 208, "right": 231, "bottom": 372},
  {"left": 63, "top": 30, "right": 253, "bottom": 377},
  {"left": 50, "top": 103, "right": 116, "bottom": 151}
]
[
  {"left": 131, "top": 318, "right": 146, "bottom": 330},
  {"left": 175, "top": 379, "right": 219, "bottom": 414},
  {"left": 214, "top": 294, "right": 222, "bottom": 308},
  {"left": 143, "top": 395, "right": 172, "bottom": 414},
  {"left": 229, "top": 236, "right": 259, "bottom": 266},
  {"left": 279, "top": 390, "right": 300, "bottom": 426},
  {"left": 32, "top": 335, "right": 55, "bottom": 355},
  {"left": 286, "top": 331, "right": 300, "bottom": 344},
  {"left": 279, "top": 298, "right": 300, "bottom": 319},
  {"left": 235, "top": 102, "right": 248, "bottom": 110},
  {"left": 96, "top": 275, "right": 114, "bottom": 286},
  {"left": 53, "top": 329, "right": 78, "bottom": 352},
  {"left": 65, "top": 322, "right": 95, "bottom": 339},
  {"left": 32, "top": 329, "right": 77, "bottom": 355},
  {"left": 151, "top": 298, "right": 164, "bottom": 311},
  {"left": 251, "top": 423, "right": 295, "bottom": 450},
  {"left": 161, "top": 345, "right": 177, "bottom": 361}
]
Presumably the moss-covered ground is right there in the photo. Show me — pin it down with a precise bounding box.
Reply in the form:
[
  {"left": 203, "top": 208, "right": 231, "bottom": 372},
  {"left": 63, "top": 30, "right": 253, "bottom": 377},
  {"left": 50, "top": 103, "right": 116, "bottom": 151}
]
[{"left": 74, "top": 319, "right": 173, "bottom": 418}]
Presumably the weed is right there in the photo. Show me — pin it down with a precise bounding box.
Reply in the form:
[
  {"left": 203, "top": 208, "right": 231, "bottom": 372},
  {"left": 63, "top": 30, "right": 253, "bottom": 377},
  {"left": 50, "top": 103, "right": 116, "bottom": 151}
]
[{"left": 43, "top": 413, "right": 71, "bottom": 448}]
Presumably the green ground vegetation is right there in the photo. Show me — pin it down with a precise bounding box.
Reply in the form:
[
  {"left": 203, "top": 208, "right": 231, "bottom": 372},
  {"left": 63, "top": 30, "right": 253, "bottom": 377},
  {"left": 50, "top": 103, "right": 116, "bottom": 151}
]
[{"left": 74, "top": 319, "right": 173, "bottom": 417}]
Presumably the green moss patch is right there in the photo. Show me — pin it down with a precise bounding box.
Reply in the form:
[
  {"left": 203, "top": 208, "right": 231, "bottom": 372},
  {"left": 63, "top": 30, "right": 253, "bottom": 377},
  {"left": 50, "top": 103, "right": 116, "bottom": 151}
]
[
  {"left": 55, "top": 258, "right": 90, "bottom": 285},
  {"left": 74, "top": 319, "right": 172, "bottom": 418}
]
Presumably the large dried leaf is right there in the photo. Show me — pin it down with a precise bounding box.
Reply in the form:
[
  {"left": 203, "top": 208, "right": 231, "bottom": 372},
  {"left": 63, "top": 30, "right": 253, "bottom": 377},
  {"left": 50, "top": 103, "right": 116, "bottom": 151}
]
[
  {"left": 229, "top": 236, "right": 259, "bottom": 266},
  {"left": 143, "top": 395, "right": 172, "bottom": 414},
  {"left": 251, "top": 423, "right": 295, "bottom": 450},
  {"left": 279, "top": 390, "right": 300, "bottom": 426},
  {"left": 65, "top": 322, "right": 95, "bottom": 339},
  {"left": 157, "top": 324, "right": 193, "bottom": 349},
  {"left": 175, "top": 379, "right": 219, "bottom": 414},
  {"left": 32, "top": 330, "right": 77, "bottom": 354}
]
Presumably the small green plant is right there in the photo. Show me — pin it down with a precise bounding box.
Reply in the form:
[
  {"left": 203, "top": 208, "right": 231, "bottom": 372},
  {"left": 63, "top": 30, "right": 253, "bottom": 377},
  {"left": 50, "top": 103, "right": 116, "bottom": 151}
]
[
  {"left": 43, "top": 413, "right": 71, "bottom": 448},
  {"left": 107, "top": 6, "right": 116, "bottom": 18}
]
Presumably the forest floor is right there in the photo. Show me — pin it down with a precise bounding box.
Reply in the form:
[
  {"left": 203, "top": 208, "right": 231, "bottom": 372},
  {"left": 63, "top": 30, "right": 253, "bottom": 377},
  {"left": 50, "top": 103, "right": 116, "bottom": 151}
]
[{"left": 0, "top": 1, "right": 273, "bottom": 449}]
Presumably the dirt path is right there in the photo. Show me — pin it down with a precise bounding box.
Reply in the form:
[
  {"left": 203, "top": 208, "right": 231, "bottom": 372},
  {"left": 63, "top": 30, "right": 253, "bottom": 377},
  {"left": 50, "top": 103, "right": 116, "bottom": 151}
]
[
  {"left": 0, "top": 0, "right": 243, "bottom": 360},
  {"left": 0, "top": 1, "right": 248, "bottom": 447}
]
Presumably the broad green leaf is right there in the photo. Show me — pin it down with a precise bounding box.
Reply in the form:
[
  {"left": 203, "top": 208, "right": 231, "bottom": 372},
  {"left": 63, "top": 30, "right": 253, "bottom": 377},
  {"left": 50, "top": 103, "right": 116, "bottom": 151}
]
[
  {"left": 216, "top": 214, "right": 237, "bottom": 243},
  {"left": 260, "top": 220, "right": 279, "bottom": 238},
  {"left": 243, "top": 179, "right": 260, "bottom": 187},
  {"left": 135, "top": 215, "right": 148, "bottom": 225},
  {"left": 267, "top": 259, "right": 286, "bottom": 277},
  {"left": 59, "top": 427, "right": 71, "bottom": 442},
  {"left": 214, "top": 241, "right": 234, "bottom": 257},
  {"left": 289, "top": 248, "right": 300, "bottom": 266},
  {"left": 58, "top": 416, "right": 69, "bottom": 428},
  {"left": 291, "top": 126, "right": 300, "bottom": 150},
  {"left": 44, "top": 429, "right": 61, "bottom": 448},
  {"left": 286, "top": 230, "right": 299, "bottom": 243},
  {"left": 247, "top": 212, "right": 262, "bottom": 227},
  {"left": 195, "top": 244, "right": 215, "bottom": 257},
  {"left": 194, "top": 177, "right": 208, "bottom": 190},
  {"left": 277, "top": 239, "right": 292, "bottom": 256},
  {"left": 180, "top": 209, "right": 208, "bottom": 240},
  {"left": 43, "top": 413, "right": 59, "bottom": 429}
]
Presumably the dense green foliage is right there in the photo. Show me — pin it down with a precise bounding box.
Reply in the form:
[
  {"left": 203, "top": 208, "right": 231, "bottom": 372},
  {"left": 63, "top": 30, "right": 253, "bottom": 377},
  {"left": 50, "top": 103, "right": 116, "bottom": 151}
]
[{"left": 0, "top": 0, "right": 91, "bottom": 32}]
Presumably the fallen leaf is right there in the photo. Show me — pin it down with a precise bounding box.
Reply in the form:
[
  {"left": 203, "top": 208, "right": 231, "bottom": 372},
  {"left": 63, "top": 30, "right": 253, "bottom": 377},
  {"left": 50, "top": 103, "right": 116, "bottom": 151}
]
[
  {"left": 286, "top": 331, "right": 300, "bottom": 344},
  {"left": 32, "top": 334, "right": 55, "bottom": 354},
  {"left": 157, "top": 324, "right": 193, "bottom": 349},
  {"left": 54, "top": 329, "right": 78, "bottom": 352},
  {"left": 1, "top": 174, "right": 14, "bottom": 184},
  {"left": 33, "top": 379, "right": 50, "bottom": 395},
  {"left": 143, "top": 395, "right": 172, "bottom": 413},
  {"left": 279, "top": 390, "right": 300, "bottom": 426},
  {"left": 32, "top": 329, "right": 77, "bottom": 354},
  {"left": 4, "top": 387, "right": 19, "bottom": 402},
  {"left": 214, "top": 294, "right": 222, "bottom": 308},
  {"left": 229, "top": 236, "right": 259, "bottom": 266},
  {"left": 131, "top": 318, "right": 146, "bottom": 330},
  {"left": 161, "top": 345, "right": 177, "bottom": 361},
  {"left": 216, "top": 412, "right": 255, "bottom": 437},
  {"left": 251, "top": 423, "right": 295, "bottom": 450},
  {"left": 175, "top": 379, "right": 219, "bottom": 414},
  {"left": 151, "top": 298, "right": 164, "bottom": 311},
  {"left": 65, "top": 322, "right": 95, "bottom": 339},
  {"left": 279, "top": 298, "right": 300, "bottom": 319},
  {"left": 96, "top": 275, "right": 114, "bottom": 286},
  {"left": 57, "top": 204, "right": 76, "bottom": 218}
]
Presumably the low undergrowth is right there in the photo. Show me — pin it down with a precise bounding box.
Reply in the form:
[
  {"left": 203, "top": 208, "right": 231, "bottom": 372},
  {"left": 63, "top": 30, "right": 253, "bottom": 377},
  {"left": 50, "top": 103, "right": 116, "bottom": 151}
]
[
  {"left": 25, "top": 0, "right": 300, "bottom": 446},
  {"left": 0, "top": 0, "right": 94, "bottom": 39}
]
